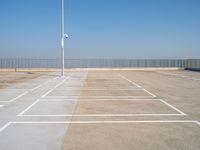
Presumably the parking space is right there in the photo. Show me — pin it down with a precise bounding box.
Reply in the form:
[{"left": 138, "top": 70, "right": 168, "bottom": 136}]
[
  {"left": 62, "top": 70, "right": 200, "bottom": 150},
  {"left": 74, "top": 99, "right": 184, "bottom": 116},
  {"left": 0, "top": 70, "right": 200, "bottom": 150},
  {"left": 20, "top": 100, "right": 77, "bottom": 116},
  {"left": 81, "top": 89, "right": 152, "bottom": 96}
]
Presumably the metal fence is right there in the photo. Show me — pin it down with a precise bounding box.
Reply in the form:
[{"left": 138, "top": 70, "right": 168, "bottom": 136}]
[
  {"left": 0, "top": 58, "right": 199, "bottom": 69},
  {"left": 0, "top": 59, "right": 61, "bottom": 68},
  {"left": 185, "top": 59, "right": 200, "bottom": 70}
]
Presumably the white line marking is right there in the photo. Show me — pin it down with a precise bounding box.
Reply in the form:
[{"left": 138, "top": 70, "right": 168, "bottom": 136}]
[
  {"left": 195, "top": 121, "right": 200, "bottom": 126},
  {"left": 0, "top": 122, "right": 11, "bottom": 133},
  {"left": 42, "top": 77, "right": 69, "bottom": 98},
  {"left": 87, "top": 74, "right": 185, "bottom": 116},
  {"left": 0, "top": 74, "right": 59, "bottom": 105},
  {"left": 18, "top": 76, "right": 70, "bottom": 116},
  {"left": 80, "top": 96, "right": 154, "bottom": 98},
  {"left": 118, "top": 74, "right": 157, "bottom": 97},
  {"left": 159, "top": 99, "right": 186, "bottom": 115},
  {"left": 43, "top": 96, "right": 155, "bottom": 99},
  {"left": 0, "top": 105, "right": 4, "bottom": 107},
  {"left": 20, "top": 113, "right": 185, "bottom": 117},
  {"left": 41, "top": 89, "right": 54, "bottom": 98},
  {"left": 19, "top": 98, "right": 186, "bottom": 117},
  {"left": 85, "top": 79, "right": 121, "bottom": 80},
  {"left": 44, "top": 80, "right": 52, "bottom": 84},
  {"left": 118, "top": 74, "right": 141, "bottom": 88},
  {"left": 40, "top": 98, "right": 160, "bottom": 101},
  {"left": 82, "top": 88, "right": 143, "bottom": 91},
  {"left": 30, "top": 84, "right": 42, "bottom": 91},
  {"left": 142, "top": 88, "right": 157, "bottom": 98},
  {"left": 42, "top": 76, "right": 58, "bottom": 85},
  {"left": 0, "top": 91, "right": 29, "bottom": 103},
  {"left": 17, "top": 99, "right": 40, "bottom": 116},
  {"left": 43, "top": 96, "right": 79, "bottom": 99},
  {"left": 0, "top": 120, "right": 199, "bottom": 125},
  {"left": 85, "top": 82, "right": 136, "bottom": 85},
  {"left": 0, "top": 89, "right": 27, "bottom": 91},
  {"left": 14, "top": 92, "right": 29, "bottom": 100}
]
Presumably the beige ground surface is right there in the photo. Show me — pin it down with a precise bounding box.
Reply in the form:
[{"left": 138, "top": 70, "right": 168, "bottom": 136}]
[
  {"left": 0, "top": 72, "right": 48, "bottom": 89},
  {"left": 0, "top": 70, "right": 199, "bottom": 150},
  {"left": 62, "top": 70, "right": 200, "bottom": 150}
]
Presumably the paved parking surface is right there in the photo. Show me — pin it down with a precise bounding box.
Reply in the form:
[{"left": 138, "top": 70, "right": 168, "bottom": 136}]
[{"left": 0, "top": 70, "right": 200, "bottom": 150}]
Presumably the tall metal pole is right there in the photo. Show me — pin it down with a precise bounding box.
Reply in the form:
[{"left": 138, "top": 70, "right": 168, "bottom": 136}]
[{"left": 61, "top": 0, "right": 65, "bottom": 76}]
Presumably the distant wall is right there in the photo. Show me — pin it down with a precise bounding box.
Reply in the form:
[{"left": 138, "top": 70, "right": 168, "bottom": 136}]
[{"left": 0, "top": 59, "right": 188, "bottom": 69}]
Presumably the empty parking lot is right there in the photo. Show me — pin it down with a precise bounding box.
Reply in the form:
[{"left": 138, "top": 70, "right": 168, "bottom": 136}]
[{"left": 0, "top": 70, "right": 200, "bottom": 150}]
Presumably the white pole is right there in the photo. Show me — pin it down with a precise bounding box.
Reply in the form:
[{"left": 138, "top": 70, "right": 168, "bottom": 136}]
[{"left": 61, "top": 0, "right": 65, "bottom": 76}]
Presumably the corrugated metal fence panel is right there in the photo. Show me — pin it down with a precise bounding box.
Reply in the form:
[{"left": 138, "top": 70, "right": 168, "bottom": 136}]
[
  {"left": 186, "top": 59, "right": 200, "bottom": 70},
  {"left": 0, "top": 58, "right": 199, "bottom": 69}
]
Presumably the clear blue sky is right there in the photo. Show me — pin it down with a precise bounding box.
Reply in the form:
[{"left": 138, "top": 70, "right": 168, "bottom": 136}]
[{"left": 0, "top": 0, "right": 200, "bottom": 59}]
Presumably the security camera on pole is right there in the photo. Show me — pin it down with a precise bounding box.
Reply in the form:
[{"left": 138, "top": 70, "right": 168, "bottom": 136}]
[{"left": 61, "top": 0, "right": 69, "bottom": 77}]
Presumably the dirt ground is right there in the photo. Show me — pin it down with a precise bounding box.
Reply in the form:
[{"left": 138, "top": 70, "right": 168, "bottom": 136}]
[
  {"left": 62, "top": 70, "right": 200, "bottom": 150},
  {"left": 0, "top": 72, "right": 49, "bottom": 89}
]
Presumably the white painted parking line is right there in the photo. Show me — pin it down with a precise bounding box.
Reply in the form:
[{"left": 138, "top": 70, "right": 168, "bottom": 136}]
[
  {"left": 41, "top": 77, "right": 69, "bottom": 98},
  {"left": 42, "top": 96, "right": 80, "bottom": 99},
  {"left": 81, "top": 96, "right": 155, "bottom": 98},
  {"left": 41, "top": 89, "right": 55, "bottom": 98},
  {"left": 44, "top": 80, "right": 52, "bottom": 84},
  {"left": 20, "top": 113, "right": 186, "bottom": 117},
  {"left": 195, "top": 121, "right": 200, "bottom": 125},
  {"left": 86, "top": 77, "right": 120, "bottom": 80},
  {"left": 118, "top": 74, "right": 141, "bottom": 88},
  {"left": 0, "top": 122, "right": 11, "bottom": 133},
  {"left": 0, "top": 120, "right": 199, "bottom": 133},
  {"left": 159, "top": 99, "right": 186, "bottom": 115},
  {"left": 30, "top": 84, "right": 42, "bottom": 91},
  {"left": 85, "top": 78, "right": 122, "bottom": 80},
  {"left": 40, "top": 98, "right": 160, "bottom": 101},
  {"left": 19, "top": 98, "right": 186, "bottom": 117},
  {"left": 0, "top": 89, "right": 27, "bottom": 91},
  {"left": 0, "top": 91, "right": 28, "bottom": 103},
  {"left": 118, "top": 74, "right": 157, "bottom": 97},
  {"left": 39, "top": 98, "right": 187, "bottom": 115},
  {"left": 108, "top": 75, "right": 185, "bottom": 115},
  {"left": 0, "top": 105, "right": 4, "bottom": 107},
  {"left": 17, "top": 99, "right": 40, "bottom": 116},
  {"left": 142, "top": 88, "right": 157, "bottom": 98},
  {"left": 18, "top": 76, "right": 71, "bottom": 116},
  {"left": 82, "top": 88, "right": 143, "bottom": 91},
  {"left": 44, "top": 96, "right": 155, "bottom": 99},
  {"left": 84, "top": 82, "right": 135, "bottom": 84},
  {"left": 0, "top": 75, "right": 59, "bottom": 105}
]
